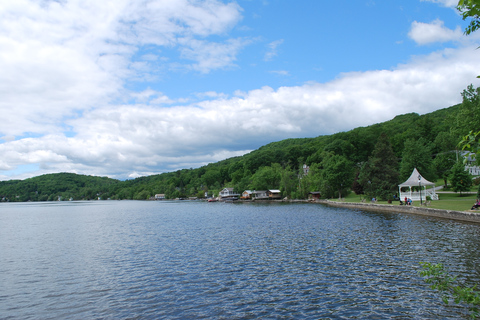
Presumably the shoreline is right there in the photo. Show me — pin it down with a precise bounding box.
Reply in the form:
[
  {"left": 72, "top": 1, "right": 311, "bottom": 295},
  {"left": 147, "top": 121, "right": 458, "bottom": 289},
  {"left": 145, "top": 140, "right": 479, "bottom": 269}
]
[{"left": 316, "top": 199, "right": 480, "bottom": 224}]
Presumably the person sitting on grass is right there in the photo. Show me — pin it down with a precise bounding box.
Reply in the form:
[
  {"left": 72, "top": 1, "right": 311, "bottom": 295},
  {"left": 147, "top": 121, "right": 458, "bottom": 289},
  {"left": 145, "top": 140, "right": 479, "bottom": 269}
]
[{"left": 471, "top": 199, "right": 480, "bottom": 210}]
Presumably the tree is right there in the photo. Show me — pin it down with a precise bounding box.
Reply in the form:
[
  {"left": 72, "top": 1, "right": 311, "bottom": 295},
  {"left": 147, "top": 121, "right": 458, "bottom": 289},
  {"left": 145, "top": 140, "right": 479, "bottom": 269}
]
[
  {"left": 454, "top": 85, "right": 480, "bottom": 138},
  {"left": 458, "top": 0, "right": 480, "bottom": 36},
  {"left": 323, "top": 139, "right": 354, "bottom": 157},
  {"left": 433, "top": 152, "right": 457, "bottom": 188},
  {"left": 399, "top": 138, "right": 436, "bottom": 182},
  {"left": 201, "top": 169, "right": 221, "bottom": 188},
  {"left": 450, "top": 162, "right": 473, "bottom": 194},
  {"left": 419, "top": 262, "right": 480, "bottom": 319},
  {"left": 250, "top": 164, "right": 281, "bottom": 190},
  {"left": 279, "top": 165, "right": 299, "bottom": 199},
  {"left": 359, "top": 133, "right": 399, "bottom": 200},
  {"left": 319, "top": 152, "right": 354, "bottom": 199},
  {"left": 454, "top": 0, "right": 480, "bottom": 162},
  {"left": 433, "top": 131, "right": 458, "bottom": 155},
  {"left": 351, "top": 169, "right": 364, "bottom": 195}
]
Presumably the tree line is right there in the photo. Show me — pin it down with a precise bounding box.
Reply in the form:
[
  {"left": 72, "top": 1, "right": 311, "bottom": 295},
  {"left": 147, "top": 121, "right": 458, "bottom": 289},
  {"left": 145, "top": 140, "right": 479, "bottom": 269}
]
[{"left": 1, "top": 84, "right": 479, "bottom": 202}]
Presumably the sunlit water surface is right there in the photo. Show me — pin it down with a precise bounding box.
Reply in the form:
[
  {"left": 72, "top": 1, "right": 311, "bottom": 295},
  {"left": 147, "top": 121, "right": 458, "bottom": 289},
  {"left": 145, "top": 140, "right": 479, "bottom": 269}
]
[{"left": 1, "top": 201, "right": 480, "bottom": 319}]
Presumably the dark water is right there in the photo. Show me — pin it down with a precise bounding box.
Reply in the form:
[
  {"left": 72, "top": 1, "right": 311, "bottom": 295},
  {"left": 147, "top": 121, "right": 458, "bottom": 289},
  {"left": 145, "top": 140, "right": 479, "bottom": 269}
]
[{"left": 1, "top": 201, "right": 480, "bottom": 319}]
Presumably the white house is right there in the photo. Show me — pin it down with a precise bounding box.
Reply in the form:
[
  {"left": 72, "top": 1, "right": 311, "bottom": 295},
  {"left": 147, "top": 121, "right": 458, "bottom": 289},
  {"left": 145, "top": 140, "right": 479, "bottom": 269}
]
[
  {"left": 303, "top": 164, "right": 310, "bottom": 175},
  {"left": 242, "top": 190, "right": 269, "bottom": 200},
  {"left": 460, "top": 151, "right": 480, "bottom": 176},
  {"left": 219, "top": 188, "right": 240, "bottom": 200}
]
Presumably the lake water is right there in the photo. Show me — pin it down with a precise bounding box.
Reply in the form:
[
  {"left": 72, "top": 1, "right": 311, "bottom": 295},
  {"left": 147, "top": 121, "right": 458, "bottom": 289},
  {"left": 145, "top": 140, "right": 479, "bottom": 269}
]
[{"left": 1, "top": 201, "right": 480, "bottom": 319}]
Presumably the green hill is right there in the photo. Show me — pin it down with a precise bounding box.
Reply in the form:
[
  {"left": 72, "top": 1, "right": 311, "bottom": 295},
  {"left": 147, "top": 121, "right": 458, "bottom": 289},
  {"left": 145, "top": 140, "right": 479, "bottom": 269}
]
[
  {"left": 0, "top": 103, "right": 465, "bottom": 202},
  {"left": 0, "top": 172, "right": 119, "bottom": 201}
]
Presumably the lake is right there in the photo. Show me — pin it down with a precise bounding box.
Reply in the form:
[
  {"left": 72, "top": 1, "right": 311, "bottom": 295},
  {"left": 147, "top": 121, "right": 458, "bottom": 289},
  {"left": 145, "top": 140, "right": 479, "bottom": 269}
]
[{"left": 1, "top": 200, "right": 480, "bottom": 319}]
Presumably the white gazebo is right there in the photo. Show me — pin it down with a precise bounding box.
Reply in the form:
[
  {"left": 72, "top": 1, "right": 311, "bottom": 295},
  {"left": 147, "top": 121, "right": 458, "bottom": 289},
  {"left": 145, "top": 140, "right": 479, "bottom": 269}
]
[{"left": 398, "top": 168, "right": 438, "bottom": 201}]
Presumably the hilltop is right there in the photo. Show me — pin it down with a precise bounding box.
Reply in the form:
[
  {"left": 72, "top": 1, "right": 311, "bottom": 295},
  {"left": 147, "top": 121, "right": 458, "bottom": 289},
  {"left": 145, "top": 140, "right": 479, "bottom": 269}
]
[{"left": 0, "top": 103, "right": 464, "bottom": 202}]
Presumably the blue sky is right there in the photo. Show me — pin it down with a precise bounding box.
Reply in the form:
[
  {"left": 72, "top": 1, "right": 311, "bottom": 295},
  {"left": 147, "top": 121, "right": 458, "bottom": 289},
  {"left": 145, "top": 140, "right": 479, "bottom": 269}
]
[
  {"left": 1, "top": 0, "right": 480, "bottom": 180},
  {"left": 126, "top": 1, "right": 466, "bottom": 100}
]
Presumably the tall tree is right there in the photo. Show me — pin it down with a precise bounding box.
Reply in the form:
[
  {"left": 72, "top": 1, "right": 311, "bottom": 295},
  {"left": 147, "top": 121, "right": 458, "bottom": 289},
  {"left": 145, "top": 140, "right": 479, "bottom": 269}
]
[
  {"left": 433, "top": 131, "right": 458, "bottom": 154},
  {"left": 454, "top": 85, "right": 480, "bottom": 137},
  {"left": 450, "top": 162, "right": 473, "bottom": 195},
  {"left": 399, "top": 138, "right": 436, "bottom": 182},
  {"left": 433, "top": 152, "right": 457, "bottom": 188},
  {"left": 359, "top": 133, "right": 399, "bottom": 200},
  {"left": 250, "top": 164, "right": 282, "bottom": 190},
  {"left": 319, "top": 152, "right": 354, "bottom": 199},
  {"left": 456, "top": 85, "right": 480, "bottom": 165},
  {"left": 279, "top": 165, "right": 299, "bottom": 199}
]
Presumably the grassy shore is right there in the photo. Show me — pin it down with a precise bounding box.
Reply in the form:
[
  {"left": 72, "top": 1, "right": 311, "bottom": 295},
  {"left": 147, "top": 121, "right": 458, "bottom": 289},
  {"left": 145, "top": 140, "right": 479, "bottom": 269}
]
[{"left": 331, "top": 191, "right": 479, "bottom": 212}]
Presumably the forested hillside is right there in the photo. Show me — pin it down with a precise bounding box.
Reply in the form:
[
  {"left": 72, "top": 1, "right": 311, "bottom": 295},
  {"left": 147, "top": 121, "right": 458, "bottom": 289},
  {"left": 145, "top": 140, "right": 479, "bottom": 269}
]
[{"left": 0, "top": 93, "right": 476, "bottom": 202}]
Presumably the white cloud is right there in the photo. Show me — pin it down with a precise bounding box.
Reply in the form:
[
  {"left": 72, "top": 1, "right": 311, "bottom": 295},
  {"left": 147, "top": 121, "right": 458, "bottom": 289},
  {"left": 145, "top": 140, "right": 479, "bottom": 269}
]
[
  {"left": 409, "top": 19, "right": 463, "bottom": 45},
  {"left": 264, "top": 39, "right": 284, "bottom": 61},
  {"left": 0, "top": 0, "right": 245, "bottom": 136},
  {"left": 421, "top": 0, "right": 459, "bottom": 7},
  {"left": 3, "top": 0, "right": 480, "bottom": 181},
  {"left": 2, "top": 45, "right": 480, "bottom": 180},
  {"left": 178, "top": 37, "right": 251, "bottom": 73},
  {"left": 131, "top": 89, "right": 174, "bottom": 104},
  {"left": 270, "top": 70, "right": 289, "bottom": 76},
  {"left": 196, "top": 91, "right": 229, "bottom": 99}
]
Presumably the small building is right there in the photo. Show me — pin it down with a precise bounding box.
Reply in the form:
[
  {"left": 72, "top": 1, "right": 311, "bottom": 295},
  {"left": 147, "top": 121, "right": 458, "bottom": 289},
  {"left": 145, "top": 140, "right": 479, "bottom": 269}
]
[
  {"left": 155, "top": 194, "right": 165, "bottom": 200},
  {"left": 242, "top": 190, "right": 269, "bottom": 200},
  {"left": 267, "top": 189, "right": 282, "bottom": 200},
  {"left": 252, "top": 190, "right": 268, "bottom": 200},
  {"left": 219, "top": 188, "right": 240, "bottom": 200},
  {"left": 309, "top": 191, "right": 321, "bottom": 200},
  {"left": 466, "top": 165, "right": 480, "bottom": 176},
  {"left": 464, "top": 152, "right": 480, "bottom": 176},
  {"left": 242, "top": 190, "right": 253, "bottom": 199},
  {"left": 459, "top": 151, "right": 480, "bottom": 176},
  {"left": 398, "top": 168, "right": 438, "bottom": 201},
  {"left": 303, "top": 164, "right": 310, "bottom": 175}
]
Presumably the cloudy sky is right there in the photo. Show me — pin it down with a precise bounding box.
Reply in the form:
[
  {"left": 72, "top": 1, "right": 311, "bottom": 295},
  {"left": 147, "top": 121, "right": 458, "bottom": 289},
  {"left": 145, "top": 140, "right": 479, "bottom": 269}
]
[{"left": 1, "top": 0, "right": 480, "bottom": 180}]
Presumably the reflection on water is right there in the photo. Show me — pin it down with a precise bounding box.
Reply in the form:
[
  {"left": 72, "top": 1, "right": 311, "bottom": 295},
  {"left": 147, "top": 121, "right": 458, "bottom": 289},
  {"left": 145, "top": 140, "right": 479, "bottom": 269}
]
[{"left": 1, "top": 200, "right": 479, "bottom": 319}]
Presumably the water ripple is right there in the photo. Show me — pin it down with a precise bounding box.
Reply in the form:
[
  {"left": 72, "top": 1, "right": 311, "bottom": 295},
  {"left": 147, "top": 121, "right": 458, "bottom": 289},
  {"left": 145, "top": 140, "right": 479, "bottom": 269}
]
[{"left": 1, "top": 201, "right": 479, "bottom": 319}]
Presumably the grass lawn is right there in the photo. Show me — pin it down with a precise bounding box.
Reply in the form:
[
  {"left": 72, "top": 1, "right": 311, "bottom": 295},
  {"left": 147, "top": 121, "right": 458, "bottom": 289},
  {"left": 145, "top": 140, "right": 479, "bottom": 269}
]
[
  {"left": 428, "top": 193, "right": 477, "bottom": 211},
  {"left": 331, "top": 191, "right": 479, "bottom": 212}
]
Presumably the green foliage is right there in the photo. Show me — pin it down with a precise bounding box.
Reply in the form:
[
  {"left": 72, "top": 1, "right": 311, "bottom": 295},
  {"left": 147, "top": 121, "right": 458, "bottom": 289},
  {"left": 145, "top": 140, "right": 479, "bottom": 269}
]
[
  {"left": 318, "top": 152, "right": 354, "bottom": 199},
  {"left": 250, "top": 164, "right": 282, "bottom": 190},
  {"left": 0, "top": 173, "right": 118, "bottom": 202},
  {"left": 460, "top": 130, "right": 480, "bottom": 166},
  {"left": 359, "top": 133, "right": 399, "bottom": 200},
  {"left": 279, "top": 165, "right": 299, "bottom": 199},
  {"left": 0, "top": 100, "right": 472, "bottom": 202},
  {"left": 455, "top": 85, "right": 480, "bottom": 137},
  {"left": 458, "top": 0, "right": 480, "bottom": 36},
  {"left": 351, "top": 170, "right": 364, "bottom": 195},
  {"left": 399, "top": 138, "right": 436, "bottom": 182},
  {"left": 419, "top": 262, "right": 480, "bottom": 318},
  {"left": 323, "top": 139, "right": 354, "bottom": 157},
  {"left": 434, "top": 151, "right": 457, "bottom": 187},
  {"left": 450, "top": 162, "right": 474, "bottom": 194}
]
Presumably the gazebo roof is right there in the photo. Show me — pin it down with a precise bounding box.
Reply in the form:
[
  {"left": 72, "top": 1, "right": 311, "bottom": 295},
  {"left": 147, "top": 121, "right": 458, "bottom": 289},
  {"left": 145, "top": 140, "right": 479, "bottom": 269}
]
[{"left": 399, "top": 168, "right": 435, "bottom": 187}]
